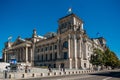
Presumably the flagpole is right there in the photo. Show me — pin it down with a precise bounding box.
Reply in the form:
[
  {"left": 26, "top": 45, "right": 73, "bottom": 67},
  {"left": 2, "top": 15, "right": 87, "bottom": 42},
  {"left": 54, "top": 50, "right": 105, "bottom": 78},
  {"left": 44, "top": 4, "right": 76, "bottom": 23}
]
[{"left": 96, "top": 32, "right": 100, "bottom": 37}]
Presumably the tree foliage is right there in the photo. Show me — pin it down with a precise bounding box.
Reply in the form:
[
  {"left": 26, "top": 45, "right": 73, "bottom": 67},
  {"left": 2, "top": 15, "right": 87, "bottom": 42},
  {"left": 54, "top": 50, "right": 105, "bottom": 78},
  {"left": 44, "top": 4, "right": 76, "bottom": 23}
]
[
  {"left": 90, "top": 48, "right": 104, "bottom": 66},
  {"left": 90, "top": 48, "right": 120, "bottom": 68},
  {"left": 104, "top": 48, "right": 120, "bottom": 68}
]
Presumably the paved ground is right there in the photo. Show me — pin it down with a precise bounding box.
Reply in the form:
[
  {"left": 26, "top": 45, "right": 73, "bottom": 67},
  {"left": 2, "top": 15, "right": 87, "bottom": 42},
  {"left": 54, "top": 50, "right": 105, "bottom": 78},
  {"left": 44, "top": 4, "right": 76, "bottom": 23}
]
[{"left": 19, "top": 70, "right": 120, "bottom": 80}]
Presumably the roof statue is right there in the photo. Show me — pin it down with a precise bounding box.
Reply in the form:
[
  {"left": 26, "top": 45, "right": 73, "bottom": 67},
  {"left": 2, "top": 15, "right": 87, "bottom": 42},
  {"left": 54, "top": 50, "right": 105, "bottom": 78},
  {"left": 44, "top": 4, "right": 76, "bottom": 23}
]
[{"left": 8, "top": 36, "right": 12, "bottom": 42}]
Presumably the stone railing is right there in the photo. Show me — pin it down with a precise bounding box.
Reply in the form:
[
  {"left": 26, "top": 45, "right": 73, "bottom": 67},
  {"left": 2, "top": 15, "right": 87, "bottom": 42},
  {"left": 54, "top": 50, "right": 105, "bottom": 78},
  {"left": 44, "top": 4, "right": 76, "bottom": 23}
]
[{"left": 6, "top": 69, "right": 118, "bottom": 79}]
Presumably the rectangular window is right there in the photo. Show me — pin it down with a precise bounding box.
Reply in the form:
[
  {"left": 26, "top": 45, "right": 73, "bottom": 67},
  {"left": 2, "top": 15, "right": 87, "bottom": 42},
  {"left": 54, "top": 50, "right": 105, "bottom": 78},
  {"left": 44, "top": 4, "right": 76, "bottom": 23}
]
[
  {"left": 64, "top": 52, "right": 68, "bottom": 59},
  {"left": 37, "top": 55, "right": 39, "bottom": 61},
  {"left": 37, "top": 49, "right": 39, "bottom": 52},
  {"left": 45, "top": 47, "right": 48, "bottom": 51},
  {"left": 41, "top": 54, "right": 43, "bottom": 61},
  {"left": 46, "top": 54, "right": 48, "bottom": 61},
  {"left": 41, "top": 48, "right": 43, "bottom": 52},
  {"left": 50, "top": 46, "right": 52, "bottom": 50},
  {"left": 55, "top": 53, "right": 57, "bottom": 60},
  {"left": 54, "top": 45, "right": 57, "bottom": 49},
  {"left": 50, "top": 53, "right": 52, "bottom": 60}
]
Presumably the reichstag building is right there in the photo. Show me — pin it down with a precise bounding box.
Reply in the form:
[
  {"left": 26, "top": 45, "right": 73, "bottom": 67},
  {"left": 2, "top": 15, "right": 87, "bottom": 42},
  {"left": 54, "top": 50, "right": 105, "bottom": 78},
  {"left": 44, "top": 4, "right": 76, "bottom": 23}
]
[{"left": 2, "top": 13, "right": 106, "bottom": 69}]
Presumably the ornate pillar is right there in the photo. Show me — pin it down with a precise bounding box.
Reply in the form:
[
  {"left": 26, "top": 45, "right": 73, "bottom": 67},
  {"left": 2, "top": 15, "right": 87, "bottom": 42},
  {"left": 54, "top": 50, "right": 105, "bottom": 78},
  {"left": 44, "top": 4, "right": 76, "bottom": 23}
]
[
  {"left": 57, "top": 37, "right": 60, "bottom": 59},
  {"left": 79, "top": 36, "right": 82, "bottom": 58},
  {"left": 20, "top": 48, "right": 22, "bottom": 62},
  {"left": 31, "top": 44, "right": 35, "bottom": 66},
  {"left": 79, "top": 35, "right": 82, "bottom": 68},
  {"left": 22, "top": 48, "right": 25, "bottom": 62},
  {"left": 30, "top": 48, "right": 32, "bottom": 63},
  {"left": 21, "top": 48, "right": 23, "bottom": 62},
  {"left": 68, "top": 34, "right": 72, "bottom": 69},
  {"left": 4, "top": 52, "right": 7, "bottom": 62},
  {"left": 85, "top": 42, "right": 88, "bottom": 59},
  {"left": 52, "top": 43, "right": 54, "bottom": 60},
  {"left": 26, "top": 46, "right": 28, "bottom": 63},
  {"left": 74, "top": 34, "right": 78, "bottom": 69},
  {"left": 6, "top": 52, "right": 8, "bottom": 62},
  {"left": 17, "top": 49, "right": 19, "bottom": 62}
]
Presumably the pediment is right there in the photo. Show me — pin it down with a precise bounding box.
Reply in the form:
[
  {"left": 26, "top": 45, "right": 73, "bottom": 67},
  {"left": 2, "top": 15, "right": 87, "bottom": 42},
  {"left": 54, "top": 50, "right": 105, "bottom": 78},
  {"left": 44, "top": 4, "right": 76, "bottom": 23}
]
[{"left": 12, "top": 38, "right": 26, "bottom": 46}]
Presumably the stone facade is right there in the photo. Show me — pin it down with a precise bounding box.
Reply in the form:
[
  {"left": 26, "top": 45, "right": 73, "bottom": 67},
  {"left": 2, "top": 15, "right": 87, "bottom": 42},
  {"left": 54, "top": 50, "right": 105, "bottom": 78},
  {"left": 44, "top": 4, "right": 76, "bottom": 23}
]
[{"left": 2, "top": 13, "right": 106, "bottom": 69}]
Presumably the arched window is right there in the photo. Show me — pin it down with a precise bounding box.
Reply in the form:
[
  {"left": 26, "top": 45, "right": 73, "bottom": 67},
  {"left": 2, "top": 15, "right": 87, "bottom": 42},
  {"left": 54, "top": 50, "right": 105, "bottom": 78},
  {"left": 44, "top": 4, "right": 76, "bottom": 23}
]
[
  {"left": 63, "top": 41, "right": 68, "bottom": 48},
  {"left": 84, "top": 63, "right": 86, "bottom": 68}
]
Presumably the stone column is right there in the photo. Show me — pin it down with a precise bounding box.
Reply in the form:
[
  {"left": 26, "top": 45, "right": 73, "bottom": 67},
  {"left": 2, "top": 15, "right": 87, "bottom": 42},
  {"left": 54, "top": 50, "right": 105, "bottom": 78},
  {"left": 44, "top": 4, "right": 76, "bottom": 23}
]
[
  {"left": 21, "top": 48, "right": 24, "bottom": 62},
  {"left": 30, "top": 48, "right": 33, "bottom": 63},
  {"left": 57, "top": 37, "right": 60, "bottom": 59},
  {"left": 52, "top": 44, "right": 54, "bottom": 60},
  {"left": 74, "top": 35, "right": 78, "bottom": 69},
  {"left": 79, "top": 37, "right": 82, "bottom": 68},
  {"left": 79, "top": 35, "right": 83, "bottom": 59},
  {"left": 6, "top": 52, "right": 8, "bottom": 62},
  {"left": 26, "top": 46, "right": 28, "bottom": 63},
  {"left": 4, "top": 52, "right": 7, "bottom": 62},
  {"left": 17, "top": 49, "right": 19, "bottom": 62},
  {"left": 68, "top": 34, "right": 72, "bottom": 69},
  {"left": 85, "top": 42, "right": 88, "bottom": 59},
  {"left": 22, "top": 48, "right": 24, "bottom": 62},
  {"left": 31, "top": 44, "right": 35, "bottom": 67},
  {"left": 20, "top": 48, "right": 22, "bottom": 62}
]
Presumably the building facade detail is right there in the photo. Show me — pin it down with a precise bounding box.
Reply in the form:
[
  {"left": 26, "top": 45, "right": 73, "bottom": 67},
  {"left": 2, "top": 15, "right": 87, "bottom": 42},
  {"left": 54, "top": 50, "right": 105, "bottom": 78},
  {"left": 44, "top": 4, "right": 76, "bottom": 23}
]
[{"left": 2, "top": 13, "right": 106, "bottom": 69}]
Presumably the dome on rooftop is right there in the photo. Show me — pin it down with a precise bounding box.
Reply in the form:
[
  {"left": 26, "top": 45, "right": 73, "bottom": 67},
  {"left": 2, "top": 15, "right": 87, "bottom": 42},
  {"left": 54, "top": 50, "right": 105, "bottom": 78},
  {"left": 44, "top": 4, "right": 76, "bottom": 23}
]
[{"left": 44, "top": 32, "right": 57, "bottom": 39}]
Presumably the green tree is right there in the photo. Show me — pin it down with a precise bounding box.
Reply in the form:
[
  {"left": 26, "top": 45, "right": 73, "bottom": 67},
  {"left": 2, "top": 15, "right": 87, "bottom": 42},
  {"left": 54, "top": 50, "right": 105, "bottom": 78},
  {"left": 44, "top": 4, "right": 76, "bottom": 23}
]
[
  {"left": 104, "top": 48, "right": 120, "bottom": 68},
  {"left": 90, "top": 48, "right": 104, "bottom": 66},
  {"left": 90, "top": 48, "right": 120, "bottom": 69}
]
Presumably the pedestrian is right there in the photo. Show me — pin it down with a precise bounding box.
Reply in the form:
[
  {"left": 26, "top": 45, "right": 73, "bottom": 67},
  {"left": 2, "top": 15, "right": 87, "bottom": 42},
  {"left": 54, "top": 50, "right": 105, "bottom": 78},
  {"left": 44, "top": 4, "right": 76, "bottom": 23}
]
[
  {"left": 4, "top": 70, "right": 7, "bottom": 79},
  {"left": 59, "top": 65, "right": 61, "bottom": 71},
  {"left": 28, "top": 66, "right": 31, "bottom": 72},
  {"left": 48, "top": 65, "right": 52, "bottom": 72},
  {"left": 61, "top": 63, "right": 64, "bottom": 72},
  {"left": 63, "top": 67, "right": 65, "bottom": 72},
  {"left": 25, "top": 65, "right": 28, "bottom": 73}
]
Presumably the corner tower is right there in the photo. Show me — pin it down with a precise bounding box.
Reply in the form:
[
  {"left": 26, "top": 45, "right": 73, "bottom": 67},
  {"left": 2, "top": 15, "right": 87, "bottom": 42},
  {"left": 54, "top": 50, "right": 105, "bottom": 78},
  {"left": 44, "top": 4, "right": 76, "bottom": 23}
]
[{"left": 58, "top": 13, "right": 84, "bottom": 34}]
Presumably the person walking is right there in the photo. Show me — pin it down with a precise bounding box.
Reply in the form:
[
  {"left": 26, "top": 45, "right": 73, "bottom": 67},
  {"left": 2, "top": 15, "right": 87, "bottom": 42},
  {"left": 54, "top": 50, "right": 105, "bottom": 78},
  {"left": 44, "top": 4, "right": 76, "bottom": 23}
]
[{"left": 48, "top": 65, "right": 52, "bottom": 72}]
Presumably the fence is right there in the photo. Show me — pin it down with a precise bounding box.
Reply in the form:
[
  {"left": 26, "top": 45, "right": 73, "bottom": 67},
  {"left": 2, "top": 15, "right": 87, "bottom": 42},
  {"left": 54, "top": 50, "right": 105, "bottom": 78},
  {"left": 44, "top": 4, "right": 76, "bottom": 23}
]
[
  {"left": 0, "top": 68, "right": 118, "bottom": 80},
  {"left": 0, "top": 69, "right": 99, "bottom": 79}
]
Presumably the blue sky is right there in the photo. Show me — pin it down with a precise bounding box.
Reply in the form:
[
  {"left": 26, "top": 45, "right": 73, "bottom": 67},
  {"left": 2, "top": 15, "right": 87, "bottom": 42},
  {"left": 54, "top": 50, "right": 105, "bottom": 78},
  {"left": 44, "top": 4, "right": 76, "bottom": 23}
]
[{"left": 0, "top": 0, "right": 120, "bottom": 59}]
